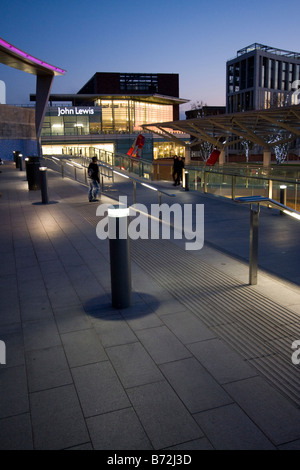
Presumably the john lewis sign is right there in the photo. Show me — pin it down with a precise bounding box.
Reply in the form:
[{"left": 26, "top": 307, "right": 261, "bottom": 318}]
[{"left": 57, "top": 106, "right": 96, "bottom": 117}]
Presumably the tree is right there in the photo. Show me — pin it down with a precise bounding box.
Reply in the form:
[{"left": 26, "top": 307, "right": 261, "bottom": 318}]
[
  {"left": 191, "top": 141, "right": 214, "bottom": 162},
  {"left": 267, "top": 131, "right": 291, "bottom": 164},
  {"left": 240, "top": 139, "right": 253, "bottom": 163}
]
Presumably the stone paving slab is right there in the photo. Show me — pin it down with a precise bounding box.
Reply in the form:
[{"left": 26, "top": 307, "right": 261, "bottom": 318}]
[{"left": 1, "top": 164, "right": 300, "bottom": 451}]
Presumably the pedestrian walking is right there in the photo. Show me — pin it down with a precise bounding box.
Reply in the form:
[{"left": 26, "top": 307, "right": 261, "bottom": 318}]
[
  {"left": 172, "top": 155, "right": 179, "bottom": 185},
  {"left": 175, "top": 156, "right": 184, "bottom": 186},
  {"left": 88, "top": 156, "right": 100, "bottom": 202}
]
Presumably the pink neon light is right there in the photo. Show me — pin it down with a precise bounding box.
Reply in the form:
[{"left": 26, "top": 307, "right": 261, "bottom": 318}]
[{"left": 0, "top": 37, "right": 66, "bottom": 74}]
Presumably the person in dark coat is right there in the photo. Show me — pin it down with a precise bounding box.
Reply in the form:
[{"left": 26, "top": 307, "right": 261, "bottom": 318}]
[
  {"left": 88, "top": 156, "right": 100, "bottom": 202},
  {"left": 175, "top": 156, "right": 184, "bottom": 186},
  {"left": 172, "top": 155, "right": 179, "bottom": 185}
]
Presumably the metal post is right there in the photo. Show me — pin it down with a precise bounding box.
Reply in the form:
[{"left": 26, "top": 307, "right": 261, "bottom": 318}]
[
  {"left": 249, "top": 204, "right": 260, "bottom": 285},
  {"left": 133, "top": 181, "right": 136, "bottom": 205},
  {"left": 158, "top": 192, "right": 162, "bottom": 221},
  {"left": 15, "top": 150, "right": 21, "bottom": 168},
  {"left": 39, "top": 167, "right": 49, "bottom": 204},
  {"left": 61, "top": 162, "right": 64, "bottom": 178},
  {"left": 204, "top": 171, "right": 208, "bottom": 193},
  {"left": 185, "top": 170, "right": 189, "bottom": 191},
  {"left": 108, "top": 206, "right": 131, "bottom": 309},
  {"left": 232, "top": 175, "right": 236, "bottom": 200},
  {"left": 280, "top": 185, "right": 287, "bottom": 215},
  {"left": 18, "top": 154, "right": 23, "bottom": 171},
  {"left": 25, "top": 158, "right": 29, "bottom": 180}
]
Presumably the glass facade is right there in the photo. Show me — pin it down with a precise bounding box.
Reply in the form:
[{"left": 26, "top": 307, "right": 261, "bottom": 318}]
[
  {"left": 153, "top": 142, "right": 185, "bottom": 159},
  {"left": 227, "top": 44, "right": 300, "bottom": 113},
  {"left": 42, "top": 106, "right": 102, "bottom": 136},
  {"left": 42, "top": 100, "right": 173, "bottom": 137}
]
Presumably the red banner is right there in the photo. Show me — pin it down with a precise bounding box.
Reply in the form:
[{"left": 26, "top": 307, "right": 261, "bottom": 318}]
[
  {"left": 127, "top": 134, "right": 145, "bottom": 158},
  {"left": 206, "top": 149, "right": 220, "bottom": 166}
]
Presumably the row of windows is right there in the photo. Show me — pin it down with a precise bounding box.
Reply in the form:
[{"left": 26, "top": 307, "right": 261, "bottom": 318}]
[
  {"left": 120, "top": 74, "right": 158, "bottom": 92},
  {"left": 42, "top": 101, "right": 173, "bottom": 136},
  {"left": 227, "top": 57, "right": 300, "bottom": 93},
  {"left": 260, "top": 58, "right": 300, "bottom": 91}
]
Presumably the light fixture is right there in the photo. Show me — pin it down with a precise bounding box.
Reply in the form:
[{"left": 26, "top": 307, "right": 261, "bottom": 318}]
[
  {"left": 108, "top": 207, "right": 130, "bottom": 218},
  {"left": 141, "top": 182, "right": 158, "bottom": 191},
  {"left": 283, "top": 210, "right": 300, "bottom": 220},
  {"left": 113, "top": 170, "right": 130, "bottom": 179}
]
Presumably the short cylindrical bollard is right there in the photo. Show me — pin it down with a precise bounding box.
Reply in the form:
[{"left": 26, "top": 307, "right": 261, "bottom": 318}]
[
  {"left": 25, "top": 158, "right": 29, "bottom": 181},
  {"left": 280, "top": 185, "right": 287, "bottom": 215},
  {"left": 108, "top": 206, "right": 131, "bottom": 309},
  {"left": 14, "top": 150, "right": 21, "bottom": 168},
  {"left": 185, "top": 170, "right": 189, "bottom": 191},
  {"left": 26, "top": 156, "right": 40, "bottom": 190},
  {"left": 18, "top": 154, "right": 23, "bottom": 171},
  {"left": 39, "top": 167, "right": 49, "bottom": 204}
]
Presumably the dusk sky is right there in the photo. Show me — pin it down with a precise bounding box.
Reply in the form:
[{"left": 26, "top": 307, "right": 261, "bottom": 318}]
[{"left": 1, "top": 0, "right": 299, "bottom": 117}]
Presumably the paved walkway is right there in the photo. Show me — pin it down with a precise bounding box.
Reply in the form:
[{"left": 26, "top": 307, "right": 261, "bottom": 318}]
[{"left": 1, "top": 161, "right": 300, "bottom": 451}]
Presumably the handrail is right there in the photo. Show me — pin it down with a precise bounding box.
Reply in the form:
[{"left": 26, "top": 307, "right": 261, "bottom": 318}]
[
  {"left": 42, "top": 155, "right": 175, "bottom": 205},
  {"left": 234, "top": 195, "right": 300, "bottom": 285},
  {"left": 100, "top": 162, "right": 176, "bottom": 205},
  {"left": 235, "top": 195, "right": 300, "bottom": 219}
]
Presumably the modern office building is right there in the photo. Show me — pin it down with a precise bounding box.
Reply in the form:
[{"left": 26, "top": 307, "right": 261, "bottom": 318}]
[
  {"left": 31, "top": 72, "right": 189, "bottom": 160},
  {"left": 226, "top": 43, "right": 300, "bottom": 113},
  {"left": 185, "top": 105, "right": 226, "bottom": 119}
]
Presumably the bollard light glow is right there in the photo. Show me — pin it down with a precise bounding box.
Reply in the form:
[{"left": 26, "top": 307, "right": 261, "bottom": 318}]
[{"left": 108, "top": 207, "right": 130, "bottom": 218}]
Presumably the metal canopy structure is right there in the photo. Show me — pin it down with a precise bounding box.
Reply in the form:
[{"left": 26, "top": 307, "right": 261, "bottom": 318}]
[
  {"left": 142, "top": 104, "right": 300, "bottom": 153},
  {"left": 29, "top": 93, "right": 188, "bottom": 106},
  {"left": 0, "top": 37, "right": 66, "bottom": 76},
  {"left": 0, "top": 37, "right": 66, "bottom": 154}
]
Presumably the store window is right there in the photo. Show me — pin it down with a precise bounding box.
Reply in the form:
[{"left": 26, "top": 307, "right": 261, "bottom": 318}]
[{"left": 153, "top": 142, "right": 185, "bottom": 159}]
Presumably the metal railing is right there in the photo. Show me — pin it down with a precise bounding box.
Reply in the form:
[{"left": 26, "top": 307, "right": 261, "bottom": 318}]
[
  {"left": 235, "top": 195, "right": 300, "bottom": 285},
  {"left": 65, "top": 147, "right": 154, "bottom": 180},
  {"left": 186, "top": 165, "right": 300, "bottom": 211},
  {"left": 42, "top": 155, "right": 175, "bottom": 205}
]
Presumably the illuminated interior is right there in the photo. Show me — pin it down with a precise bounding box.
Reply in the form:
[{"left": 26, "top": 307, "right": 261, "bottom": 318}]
[
  {"left": 153, "top": 142, "right": 185, "bottom": 159},
  {"left": 42, "top": 143, "right": 114, "bottom": 156}
]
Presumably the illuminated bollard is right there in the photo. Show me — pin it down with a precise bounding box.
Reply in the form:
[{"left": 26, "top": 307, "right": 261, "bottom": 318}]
[
  {"left": 26, "top": 156, "right": 41, "bottom": 190},
  {"left": 14, "top": 150, "right": 21, "bottom": 168},
  {"left": 185, "top": 170, "right": 189, "bottom": 191},
  {"left": 39, "top": 167, "right": 49, "bottom": 204},
  {"left": 108, "top": 206, "right": 131, "bottom": 309},
  {"left": 280, "top": 185, "right": 287, "bottom": 215},
  {"left": 18, "top": 153, "right": 23, "bottom": 171}
]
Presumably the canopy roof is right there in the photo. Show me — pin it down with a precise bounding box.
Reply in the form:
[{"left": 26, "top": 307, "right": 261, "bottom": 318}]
[
  {"left": 143, "top": 104, "right": 300, "bottom": 150},
  {"left": 0, "top": 37, "right": 66, "bottom": 76},
  {"left": 30, "top": 93, "right": 188, "bottom": 106}
]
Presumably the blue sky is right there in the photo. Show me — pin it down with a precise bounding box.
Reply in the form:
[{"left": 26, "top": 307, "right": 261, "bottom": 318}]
[{"left": 1, "top": 0, "right": 299, "bottom": 116}]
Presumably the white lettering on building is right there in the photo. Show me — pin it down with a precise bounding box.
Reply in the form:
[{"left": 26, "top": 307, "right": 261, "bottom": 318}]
[{"left": 57, "top": 107, "right": 95, "bottom": 117}]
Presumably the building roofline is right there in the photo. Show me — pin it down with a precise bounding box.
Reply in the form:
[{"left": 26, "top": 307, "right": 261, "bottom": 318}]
[
  {"left": 236, "top": 43, "right": 300, "bottom": 59},
  {"left": 0, "top": 37, "right": 66, "bottom": 76},
  {"left": 30, "top": 93, "right": 189, "bottom": 105}
]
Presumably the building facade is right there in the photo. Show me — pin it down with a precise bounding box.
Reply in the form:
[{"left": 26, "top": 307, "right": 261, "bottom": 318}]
[
  {"left": 0, "top": 104, "right": 37, "bottom": 160},
  {"left": 226, "top": 43, "right": 300, "bottom": 113},
  {"left": 32, "top": 73, "right": 189, "bottom": 161}
]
